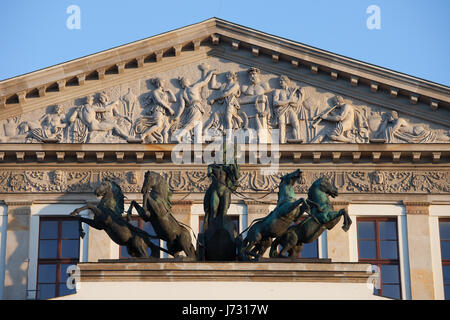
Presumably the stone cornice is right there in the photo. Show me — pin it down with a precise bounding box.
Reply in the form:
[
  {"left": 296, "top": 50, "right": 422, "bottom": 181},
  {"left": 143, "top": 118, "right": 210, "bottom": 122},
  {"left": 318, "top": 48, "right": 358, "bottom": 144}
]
[
  {"left": 3, "top": 200, "right": 33, "bottom": 207},
  {"left": 78, "top": 260, "right": 374, "bottom": 283},
  {"left": 0, "top": 17, "right": 448, "bottom": 122},
  {"left": 214, "top": 19, "right": 450, "bottom": 103},
  {"left": 0, "top": 143, "right": 448, "bottom": 165}
]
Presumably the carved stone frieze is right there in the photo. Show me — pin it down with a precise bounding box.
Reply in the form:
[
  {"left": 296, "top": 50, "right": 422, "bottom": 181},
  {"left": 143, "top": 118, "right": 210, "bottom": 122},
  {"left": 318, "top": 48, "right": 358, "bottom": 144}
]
[
  {"left": 0, "top": 60, "right": 448, "bottom": 145},
  {"left": 0, "top": 169, "right": 448, "bottom": 195}
]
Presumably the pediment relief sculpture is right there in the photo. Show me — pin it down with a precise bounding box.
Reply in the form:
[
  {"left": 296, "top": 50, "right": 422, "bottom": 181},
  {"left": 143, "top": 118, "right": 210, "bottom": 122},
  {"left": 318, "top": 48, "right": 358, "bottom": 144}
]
[{"left": 1, "top": 61, "right": 448, "bottom": 144}]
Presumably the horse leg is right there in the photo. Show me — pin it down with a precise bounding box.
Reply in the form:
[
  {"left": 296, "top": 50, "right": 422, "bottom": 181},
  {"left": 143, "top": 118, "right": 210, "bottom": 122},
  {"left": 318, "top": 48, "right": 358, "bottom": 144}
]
[
  {"left": 290, "top": 244, "right": 303, "bottom": 258},
  {"left": 132, "top": 237, "right": 149, "bottom": 258},
  {"left": 126, "top": 200, "right": 148, "bottom": 221},
  {"left": 259, "top": 238, "right": 272, "bottom": 258},
  {"left": 269, "top": 238, "right": 280, "bottom": 258},
  {"left": 180, "top": 228, "right": 196, "bottom": 260},
  {"left": 279, "top": 232, "right": 298, "bottom": 257},
  {"left": 340, "top": 208, "right": 352, "bottom": 232},
  {"left": 76, "top": 217, "right": 104, "bottom": 239}
]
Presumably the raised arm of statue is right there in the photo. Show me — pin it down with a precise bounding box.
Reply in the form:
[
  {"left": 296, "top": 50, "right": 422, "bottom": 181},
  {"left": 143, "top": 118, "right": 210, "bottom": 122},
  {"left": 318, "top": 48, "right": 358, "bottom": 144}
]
[
  {"left": 193, "top": 69, "right": 216, "bottom": 90},
  {"left": 209, "top": 73, "right": 221, "bottom": 90}
]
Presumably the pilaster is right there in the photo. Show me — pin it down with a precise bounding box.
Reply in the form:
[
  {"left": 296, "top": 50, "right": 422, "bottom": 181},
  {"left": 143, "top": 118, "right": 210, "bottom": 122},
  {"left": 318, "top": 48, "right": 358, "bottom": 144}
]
[
  {"left": 3, "top": 201, "right": 32, "bottom": 300},
  {"left": 327, "top": 201, "right": 351, "bottom": 262},
  {"left": 403, "top": 201, "right": 435, "bottom": 299}
]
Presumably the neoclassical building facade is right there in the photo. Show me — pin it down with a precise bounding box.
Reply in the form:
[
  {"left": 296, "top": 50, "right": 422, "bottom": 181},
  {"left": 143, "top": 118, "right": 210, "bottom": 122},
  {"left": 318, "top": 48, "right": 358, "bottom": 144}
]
[{"left": 0, "top": 18, "right": 449, "bottom": 300}]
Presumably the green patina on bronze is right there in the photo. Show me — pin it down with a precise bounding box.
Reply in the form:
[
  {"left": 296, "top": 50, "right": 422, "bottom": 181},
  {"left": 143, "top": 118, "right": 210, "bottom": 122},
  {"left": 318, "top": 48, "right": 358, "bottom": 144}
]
[
  {"left": 270, "top": 177, "right": 352, "bottom": 258},
  {"left": 126, "top": 171, "right": 196, "bottom": 260},
  {"left": 198, "top": 145, "right": 241, "bottom": 261},
  {"left": 239, "top": 169, "right": 308, "bottom": 261},
  {"left": 70, "top": 180, "right": 168, "bottom": 258}
]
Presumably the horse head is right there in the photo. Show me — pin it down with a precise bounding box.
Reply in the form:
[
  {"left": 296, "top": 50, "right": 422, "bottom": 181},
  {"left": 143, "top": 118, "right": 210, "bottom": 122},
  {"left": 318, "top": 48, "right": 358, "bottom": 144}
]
[
  {"left": 318, "top": 177, "right": 338, "bottom": 198},
  {"left": 281, "top": 169, "right": 303, "bottom": 185},
  {"left": 142, "top": 171, "right": 159, "bottom": 194},
  {"left": 95, "top": 180, "right": 112, "bottom": 197},
  {"left": 95, "top": 179, "right": 124, "bottom": 215}
]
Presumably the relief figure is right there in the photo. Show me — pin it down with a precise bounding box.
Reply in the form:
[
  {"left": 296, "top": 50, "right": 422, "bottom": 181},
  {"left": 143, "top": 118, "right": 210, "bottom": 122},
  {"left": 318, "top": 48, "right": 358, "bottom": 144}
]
[
  {"left": 240, "top": 67, "right": 272, "bottom": 142},
  {"left": 135, "top": 78, "right": 176, "bottom": 143},
  {"left": 310, "top": 95, "right": 369, "bottom": 143},
  {"left": 174, "top": 64, "right": 217, "bottom": 142},
  {"left": 208, "top": 71, "right": 243, "bottom": 133},
  {"left": 272, "top": 75, "right": 304, "bottom": 143},
  {"left": 20, "top": 104, "right": 68, "bottom": 142},
  {"left": 376, "top": 110, "right": 450, "bottom": 143}
]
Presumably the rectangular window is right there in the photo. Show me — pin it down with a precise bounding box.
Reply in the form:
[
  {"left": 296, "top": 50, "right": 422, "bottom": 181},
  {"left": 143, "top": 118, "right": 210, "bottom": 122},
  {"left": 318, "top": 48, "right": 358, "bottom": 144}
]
[
  {"left": 119, "top": 216, "right": 160, "bottom": 259},
  {"left": 439, "top": 219, "right": 450, "bottom": 300},
  {"left": 37, "top": 217, "right": 80, "bottom": 300},
  {"left": 357, "top": 217, "right": 401, "bottom": 299}
]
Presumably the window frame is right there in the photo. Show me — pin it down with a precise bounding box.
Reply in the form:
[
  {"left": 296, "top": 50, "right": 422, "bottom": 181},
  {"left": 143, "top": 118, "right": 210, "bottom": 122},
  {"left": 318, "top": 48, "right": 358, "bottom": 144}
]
[
  {"left": 439, "top": 218, "right": 450, "bottom": 300},
  {"left": 36, "top": 216, "right": 80, "bottom": 299},
  {"left": 356, "top": 216, "right": 402, "bottom": 299}
]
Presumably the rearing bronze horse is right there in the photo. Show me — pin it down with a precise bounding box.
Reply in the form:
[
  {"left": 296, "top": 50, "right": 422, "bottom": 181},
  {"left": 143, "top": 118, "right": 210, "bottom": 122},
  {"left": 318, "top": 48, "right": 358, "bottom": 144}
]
[
  {"left": 269, "top": 177, "right": 352, "bottom": 258},
  {"left": 238, "top": 169, "right": 308, "bottom": 261},
  {"left": 126, "top": 171, "right": 196, "bottom": 260},
  {"left": 69, "top": 180, "right": 166, "bottom": 258}
]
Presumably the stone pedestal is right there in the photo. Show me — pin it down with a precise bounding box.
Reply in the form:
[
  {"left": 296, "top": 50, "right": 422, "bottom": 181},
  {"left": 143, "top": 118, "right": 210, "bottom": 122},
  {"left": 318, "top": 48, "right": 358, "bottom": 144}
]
[{"left": 57, "top": 260, "right": 387, "bottom": 300}]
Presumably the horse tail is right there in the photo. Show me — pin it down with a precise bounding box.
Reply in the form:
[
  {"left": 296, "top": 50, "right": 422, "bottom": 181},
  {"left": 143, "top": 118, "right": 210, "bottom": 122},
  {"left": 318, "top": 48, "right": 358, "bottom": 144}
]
[
  {"left": 178, "top": 220, "right": 198, "bottom": 245},
  {"left": 237, "top": 216, "right": 265, "bottom": 239},
  {"left": 142, "top": 234, "right": 172, "bottom": 257}
]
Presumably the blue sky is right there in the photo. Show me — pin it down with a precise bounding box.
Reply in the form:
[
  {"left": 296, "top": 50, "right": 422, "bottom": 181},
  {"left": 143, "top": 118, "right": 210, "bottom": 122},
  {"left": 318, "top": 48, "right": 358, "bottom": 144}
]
[{"left": 1, "top": 0, "right": 449, "bottom": 86}]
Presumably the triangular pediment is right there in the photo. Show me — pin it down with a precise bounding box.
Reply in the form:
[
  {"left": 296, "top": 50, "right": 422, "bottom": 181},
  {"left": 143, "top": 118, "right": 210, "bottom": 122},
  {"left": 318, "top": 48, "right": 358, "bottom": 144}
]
[{"left": 0, "top": 18, "right": 449, "bottom": 145}]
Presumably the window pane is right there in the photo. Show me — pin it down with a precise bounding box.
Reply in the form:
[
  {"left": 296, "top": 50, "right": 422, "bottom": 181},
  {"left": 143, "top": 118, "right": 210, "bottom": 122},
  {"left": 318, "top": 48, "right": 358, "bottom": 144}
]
[
  {"left": 358, "top": 221, "right": 375, "bottom": 239},
  {"left": 443, "top": 265, "right": 450, "bottom": 284},
  {"left": 380, "top": 240, "right": 398, "bottom": 260},
  {"left": 300, "top": 241, "right": 318, "bottom": 258},
  {"left": 40, "top": 221, "right": 58, "bottom": 239},
  {"left": 39, "top": 240, "right": 58, "bottom": 259},
  {"left": 379, "top": 221, "right": 397, "bottom": 240},
  {"left": 382, "top": 284, "right": 401, "bottom": 300},
  {"left": 440, "top": 221, "right": 450, "bottom": 241},
  {"left": 381, "top": 264, "right": 400, "bottom": 284},
  {"left": 37, "top": 284, "right": 56, "bottom": 300},
  {"left": 59, "top": 283, "right": 76, "bottom": 297},
  {"left": 143, "top": 221, "right": 157, "bottom": 236},
  {"left": 358, "top": 240, "right": 377, "bottom": 259},
  {"left": 38, "top": 264, "right": 57, "bottom": 283},
  {"left": 441, "top": 241, "right": 450, "bottom": 260},
  {"left": 61, "top": 240, "right": 79, "bottom": 258},
  {"left": 62, "top": 221, "right": 79, "bottom": 239},
  {"left": 120, "top": 245, "right": 131, "bottom": 258},
  {"left": 230, "top": 215, "right": 240, "bottom": 232}
]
